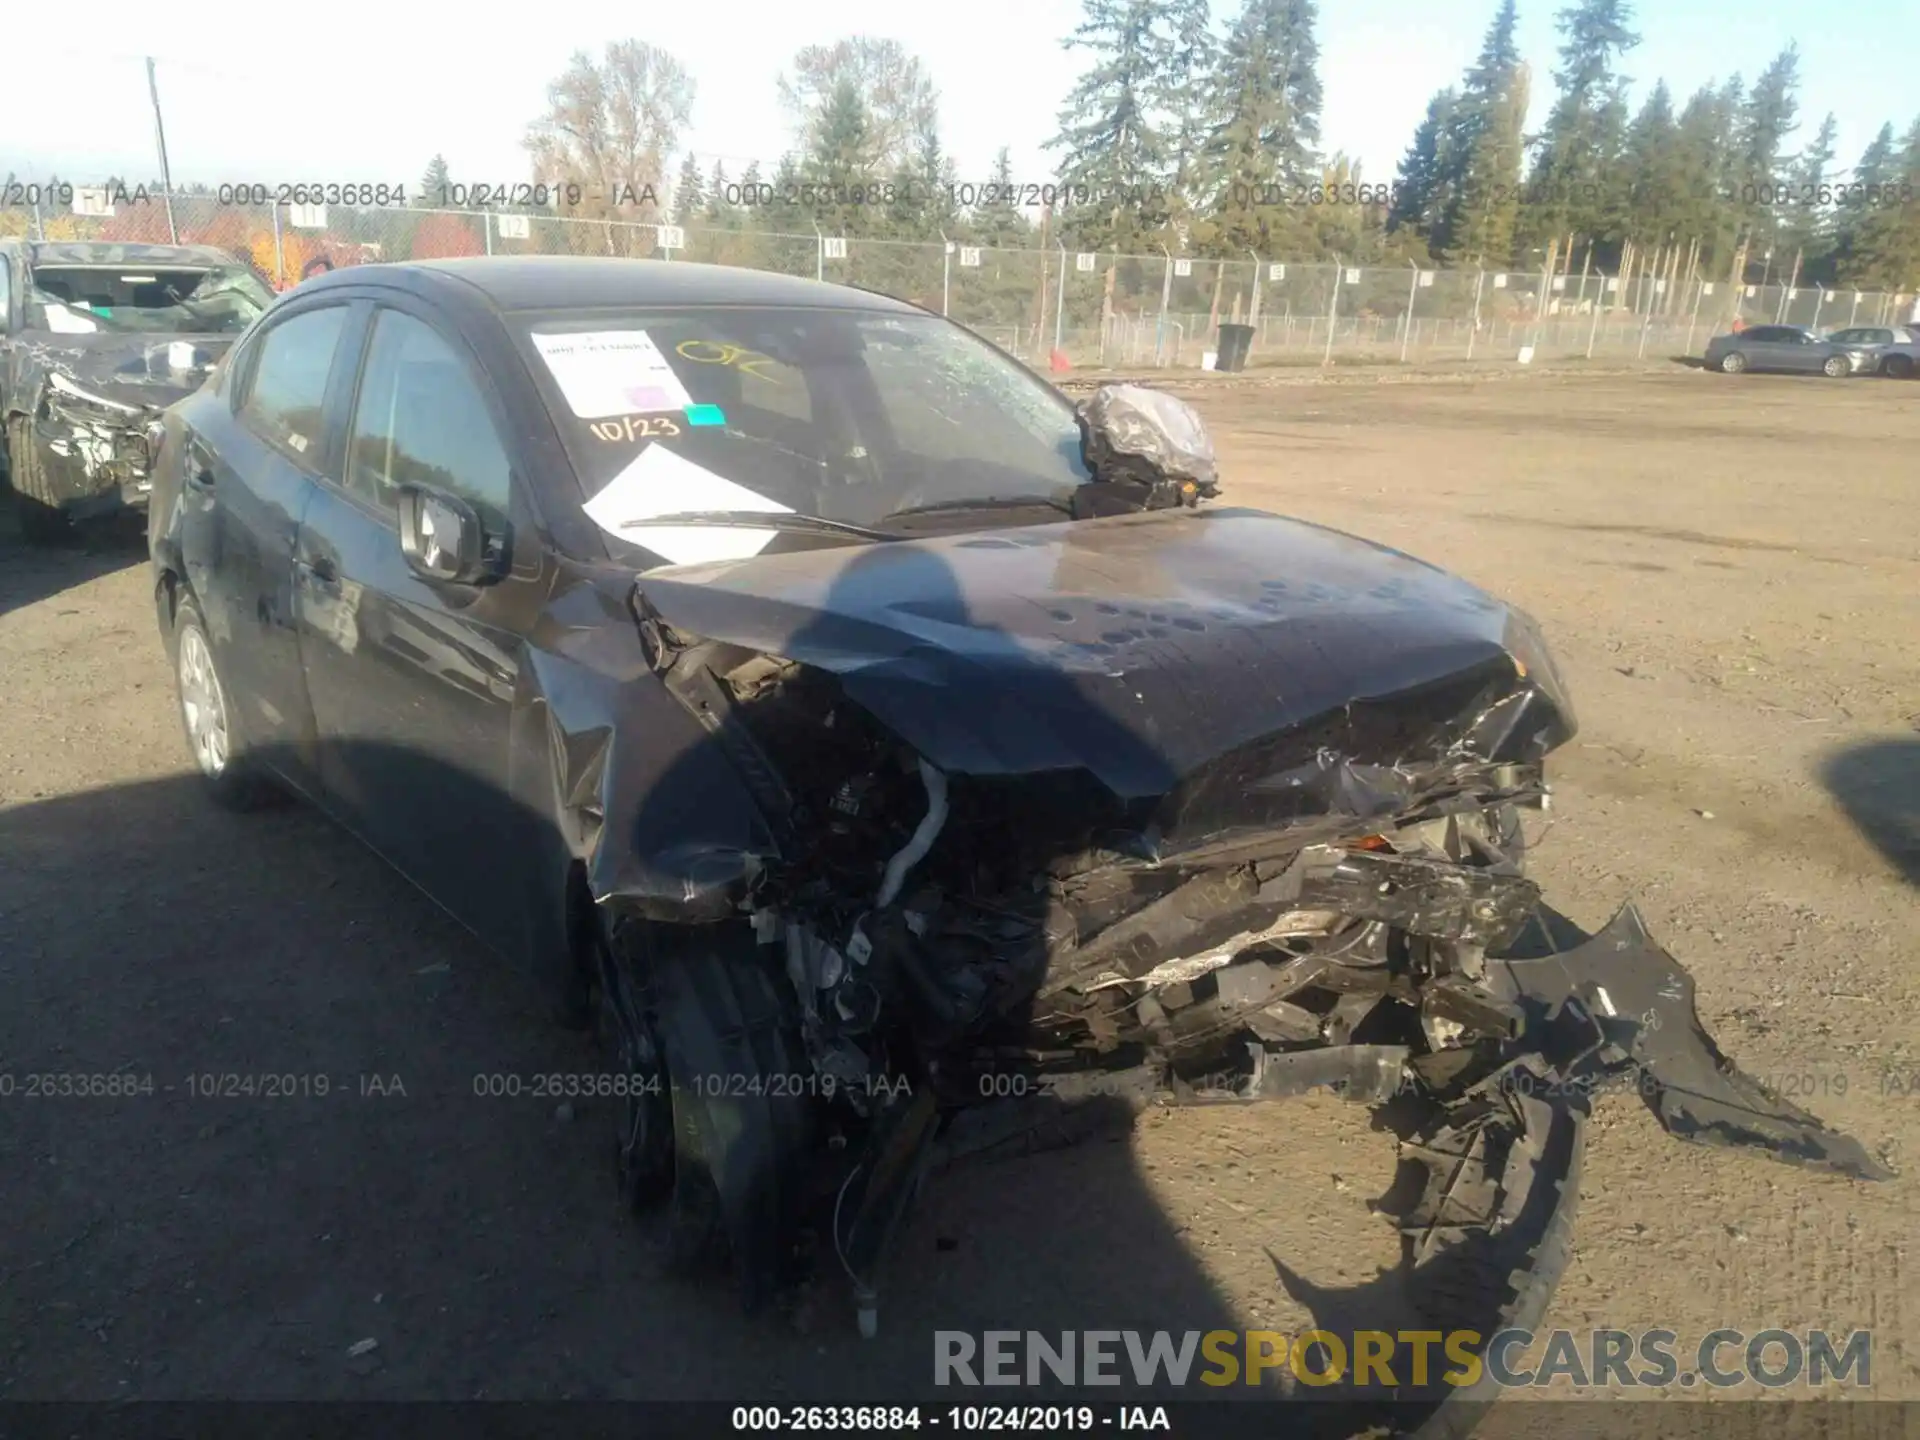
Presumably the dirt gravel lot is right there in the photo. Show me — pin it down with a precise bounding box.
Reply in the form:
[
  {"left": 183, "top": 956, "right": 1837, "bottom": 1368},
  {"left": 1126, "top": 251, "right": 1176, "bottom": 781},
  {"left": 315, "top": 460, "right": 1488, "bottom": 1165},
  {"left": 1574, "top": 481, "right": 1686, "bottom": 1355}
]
[{"left": 2, "top": 364, "right": 1916, "bottom": 1421}]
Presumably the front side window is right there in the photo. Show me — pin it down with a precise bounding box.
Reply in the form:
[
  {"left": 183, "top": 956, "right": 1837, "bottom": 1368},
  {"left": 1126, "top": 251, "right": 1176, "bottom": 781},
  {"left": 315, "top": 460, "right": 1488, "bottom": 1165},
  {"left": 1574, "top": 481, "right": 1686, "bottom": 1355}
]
[
  {"left": 238, "top": 306, "right": 348, "bottom": 462},
  {"left": 346, "top": 309, "right": 512, "bottom": 519},
  {"left": 514, "top": 305, "right": 1089, "bottom": 565}
]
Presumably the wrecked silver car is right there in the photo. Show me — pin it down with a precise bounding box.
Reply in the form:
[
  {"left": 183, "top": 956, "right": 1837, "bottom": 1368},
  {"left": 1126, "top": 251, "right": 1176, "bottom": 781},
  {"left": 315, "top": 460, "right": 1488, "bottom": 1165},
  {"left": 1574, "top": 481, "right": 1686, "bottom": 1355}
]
[
  {"left": 146, "top": 259, "right": 1888, "bottom": 1431},
  {"left": 1, "top": 240, "right": 271, "bottom": 540}
]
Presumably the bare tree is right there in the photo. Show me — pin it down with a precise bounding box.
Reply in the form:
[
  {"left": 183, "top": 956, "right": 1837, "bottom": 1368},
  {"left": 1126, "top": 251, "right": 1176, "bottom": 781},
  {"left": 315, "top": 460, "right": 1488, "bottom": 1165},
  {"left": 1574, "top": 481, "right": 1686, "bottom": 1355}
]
[
  {"left": 777, "top": 38, "right": 939, "bottom": 175},
  {"left": 526, "top": 42, "right": 694, "bottom": 253}
]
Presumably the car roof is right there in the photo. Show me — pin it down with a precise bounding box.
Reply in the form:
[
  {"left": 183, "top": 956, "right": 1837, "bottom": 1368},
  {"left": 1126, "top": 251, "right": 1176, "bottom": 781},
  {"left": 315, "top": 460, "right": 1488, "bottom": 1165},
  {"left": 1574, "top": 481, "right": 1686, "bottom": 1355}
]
[
  {"left": 25, "top": 240, "right": 238, "bottom": 269},
  {"left": 300, "top": 255, "right": 925, "bottom": 317}
]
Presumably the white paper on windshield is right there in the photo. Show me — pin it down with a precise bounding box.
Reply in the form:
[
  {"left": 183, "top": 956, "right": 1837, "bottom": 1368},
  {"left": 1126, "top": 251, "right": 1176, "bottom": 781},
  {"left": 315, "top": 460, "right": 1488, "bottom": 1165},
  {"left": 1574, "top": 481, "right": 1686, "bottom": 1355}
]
[
  {"left": 531, "top": 329, "right": 694, "bottom": 418},
  {"left": 44, "top": 305, "right": 100, "bottom": 334},
  {"left": 582, "top": 443, "right": 793, "bottom": 566}
]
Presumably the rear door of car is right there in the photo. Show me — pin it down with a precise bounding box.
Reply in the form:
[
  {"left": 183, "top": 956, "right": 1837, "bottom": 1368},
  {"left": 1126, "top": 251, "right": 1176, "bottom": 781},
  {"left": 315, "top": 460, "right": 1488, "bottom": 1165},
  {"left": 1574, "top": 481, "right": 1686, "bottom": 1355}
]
[
  {"left": 177, "top": 296, "right": 357, "bottom": 790},
  {"left": 291, "top": 293, "right": 553, "bottom": 944}
]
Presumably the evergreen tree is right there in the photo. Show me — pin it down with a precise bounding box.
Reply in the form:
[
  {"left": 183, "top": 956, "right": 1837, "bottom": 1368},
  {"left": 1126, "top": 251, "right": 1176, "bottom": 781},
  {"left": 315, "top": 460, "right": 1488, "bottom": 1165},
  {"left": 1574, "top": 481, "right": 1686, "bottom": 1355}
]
[
  {"left": 1194, "top": 0, "right": 1323, "bottom": 256},
  {"left": 1780, "top": 112, "right": 1837, "bottom": 275},
  {"left": 1047, "top": 0, "right": 1171, "bottom": 250},
  {"left": 419, "top": 154, "right": 452, "bottom": 208},
  {"left": 915, "top": 125, "right": 960, "bottom": 235},
  {"left": 1521, "top": 0, "right": 1639, "bottom": 251},
  {"left": 1830, "top": 122, "right": 1895, "bottom": 275},
  {"left": 803, "top": 76, "right": 881, "bottom": 239},
  {"left": 1156, "top": 0, "right": 1217, "bottom": 222},
  {"left": 704, "top": 159, "right": 733, "bottom": 226},
  {"left": 1735, "top": 45, "right": 1801, "bottom": 262},
  {"left": 1841, "top": 116, "right": 1920, "bottom": 289},
  {"left": 1389, "top": 88, "right": 1461, "bottom": 244},
  {"left": 673, "top": 151, "right": 705, "bottom": 226},
  {"left": 1435, "top": 0, "right": 1530, "bottom": 265},
  {"left": 973, "top": 147, "right": 1033, "bottom": 246},
  {"left": 1621, "top": 80, "right": 1686, "bottom": 248}
]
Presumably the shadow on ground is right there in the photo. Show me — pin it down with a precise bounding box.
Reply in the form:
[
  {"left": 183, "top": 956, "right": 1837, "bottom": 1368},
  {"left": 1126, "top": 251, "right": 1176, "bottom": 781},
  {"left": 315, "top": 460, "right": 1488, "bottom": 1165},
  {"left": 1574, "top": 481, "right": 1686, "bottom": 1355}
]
[
  {"left": 1820, "top": 738, "right": 1920, "bottom": 887},
  {"left": 0, "top": 508, "right": 149, "bottom": 620}
]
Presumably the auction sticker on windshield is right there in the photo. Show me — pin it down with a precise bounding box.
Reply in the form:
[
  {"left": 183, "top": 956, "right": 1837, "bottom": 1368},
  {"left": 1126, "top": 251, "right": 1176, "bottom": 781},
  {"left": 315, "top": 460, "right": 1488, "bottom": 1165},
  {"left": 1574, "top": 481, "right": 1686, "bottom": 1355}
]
[
  {"left": 582, "top": 443, "right": 792, "bottom": 567},
  {"left": 530, "top": 330, "right": 694, "bottom": 418}
]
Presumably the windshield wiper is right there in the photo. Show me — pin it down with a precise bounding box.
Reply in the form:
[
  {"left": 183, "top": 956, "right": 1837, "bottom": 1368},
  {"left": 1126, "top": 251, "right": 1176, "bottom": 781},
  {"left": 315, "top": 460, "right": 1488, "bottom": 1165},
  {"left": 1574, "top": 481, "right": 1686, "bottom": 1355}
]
[
  {"left": 621, "top": 510, "right": 902, "bottom": 542},
  {"left": 880, "top": 494, "right": 1074, "bottom": 522}
]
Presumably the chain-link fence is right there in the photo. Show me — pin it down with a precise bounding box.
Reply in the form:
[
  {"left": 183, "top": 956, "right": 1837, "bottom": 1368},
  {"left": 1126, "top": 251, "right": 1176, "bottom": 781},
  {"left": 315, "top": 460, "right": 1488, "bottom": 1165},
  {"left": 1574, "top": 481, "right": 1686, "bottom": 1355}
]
[{"left": 8, "top": 194, "right": 1915, "bottom": 369}]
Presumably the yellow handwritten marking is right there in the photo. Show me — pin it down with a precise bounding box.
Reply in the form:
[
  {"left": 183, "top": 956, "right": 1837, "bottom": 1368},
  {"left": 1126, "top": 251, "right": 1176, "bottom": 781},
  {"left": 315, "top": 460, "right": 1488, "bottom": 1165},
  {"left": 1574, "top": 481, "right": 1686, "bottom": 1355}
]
[
  {"left": 589, "top": 415, "right": 683, "bottom": 443},
  {"left": 674, "top": 338, "right": 783, "bottom": 382}
]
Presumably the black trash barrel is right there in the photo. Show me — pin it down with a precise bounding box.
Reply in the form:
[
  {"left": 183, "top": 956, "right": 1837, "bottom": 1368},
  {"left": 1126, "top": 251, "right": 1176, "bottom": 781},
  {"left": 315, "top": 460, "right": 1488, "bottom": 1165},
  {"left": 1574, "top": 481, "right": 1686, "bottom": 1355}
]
[{"left": 1215, "top": 322, "right": 1255, "bottom": 372}]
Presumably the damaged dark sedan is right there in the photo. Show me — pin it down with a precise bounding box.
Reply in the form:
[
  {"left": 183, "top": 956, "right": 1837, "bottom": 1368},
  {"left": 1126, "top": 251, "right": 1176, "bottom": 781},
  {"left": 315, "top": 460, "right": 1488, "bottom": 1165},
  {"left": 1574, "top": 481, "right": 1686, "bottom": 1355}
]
[
  {"left": 1, "top": 239, "right": 272, "bottom": 540},
  {"left": 147, "top": 256, "right": 1889, "bottom": 1411}
]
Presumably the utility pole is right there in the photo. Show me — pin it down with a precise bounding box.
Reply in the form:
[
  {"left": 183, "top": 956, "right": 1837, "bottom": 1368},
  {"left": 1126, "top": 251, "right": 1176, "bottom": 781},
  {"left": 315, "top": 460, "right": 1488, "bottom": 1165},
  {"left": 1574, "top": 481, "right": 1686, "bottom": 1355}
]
[{"left": 146, "top": 57, "right": 179, "bottom": 243}]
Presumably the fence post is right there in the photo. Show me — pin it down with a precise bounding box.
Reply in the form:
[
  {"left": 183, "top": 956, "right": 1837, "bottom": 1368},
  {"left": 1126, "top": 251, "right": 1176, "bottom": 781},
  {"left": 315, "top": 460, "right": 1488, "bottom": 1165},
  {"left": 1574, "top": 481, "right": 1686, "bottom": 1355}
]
[
  {"left": 1323, "top": 261, "right": 1342, "bottom": 367},
  {"left": 1400, "top": 262, "right": 1420, "bottom": 363},
  {"left": 271, "top": 203, "right": 285, "bottom": 286},
  {"left": 1054, "top": 242, "right": 1067, "bottom": 356},
  {"left": 1587, "top": 272, "right": 1605, "bottom": 357},
  {"left": 1809, "top": 286, "right": 1825, "bottom": 332},
  {"left": 30, "top": 197, "right": 44, "bottom": 241},
  {"left": 1466, "top": 268, "right": 1484, "bottom": 360},
  {"left": 1684, "top": 279, "right": 1705, "bottom": 355},
  {"left": 813, "top": 224, "right": 824, "bottom": 282},
  {"left": 484, "top": 211, "right": 494, "bottom": 256},
  {"left": 1155, "top": 246, "right": 1173, "bottom": 366},
  {"left": 939, "top": 231, "right": 951, "bottom": 316},
  {"left": 1847, "top": 291, "right": 1860, "bottom": 328}
]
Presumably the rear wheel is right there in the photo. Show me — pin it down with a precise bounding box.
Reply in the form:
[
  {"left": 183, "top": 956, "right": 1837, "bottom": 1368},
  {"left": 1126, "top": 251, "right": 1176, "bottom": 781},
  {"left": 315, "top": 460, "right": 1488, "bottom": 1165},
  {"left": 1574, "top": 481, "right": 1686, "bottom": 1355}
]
[
  {"left": 1886, "top": 354, "right": 1915, "bottom": 380},
  {"left": 1822, "top": 354, "right": 1850, "bottom": 379},
  {"left": 1718, "top": 351, "right": 1747, "bottom": 374},
  {"left": 5, "top": 417, "right": 73, "bottom": 544}
]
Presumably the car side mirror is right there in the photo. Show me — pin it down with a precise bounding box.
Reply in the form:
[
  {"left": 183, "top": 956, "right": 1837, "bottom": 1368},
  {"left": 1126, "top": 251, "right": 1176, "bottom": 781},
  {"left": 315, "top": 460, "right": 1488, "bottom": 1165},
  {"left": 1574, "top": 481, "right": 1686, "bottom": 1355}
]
[
  {"left": 1072, "top": 383, "right": 1221, "bottom": 516},
  {"left": 397, "top": 484, "right": 492, "bottom": 584}
]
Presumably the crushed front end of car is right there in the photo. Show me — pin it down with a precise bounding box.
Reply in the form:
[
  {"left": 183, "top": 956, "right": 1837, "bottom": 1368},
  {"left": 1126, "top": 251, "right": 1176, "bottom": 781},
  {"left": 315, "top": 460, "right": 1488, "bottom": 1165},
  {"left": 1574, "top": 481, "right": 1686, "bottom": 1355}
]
[{"left": 582, "top": 387, "right": 1888, "bottom": 1428}]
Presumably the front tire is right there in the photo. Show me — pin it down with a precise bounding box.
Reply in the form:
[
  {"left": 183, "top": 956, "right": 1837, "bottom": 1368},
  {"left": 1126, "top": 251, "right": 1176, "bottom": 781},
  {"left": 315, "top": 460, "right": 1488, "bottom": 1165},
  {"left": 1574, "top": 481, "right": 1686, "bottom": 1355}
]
[
  {"left": 166, "top": 592, "right": 280, "bottom": 810},
  {"left": 5, "top": 418, "right": 73, "bottom": 544},
  {"left": 1822, "top": 355, "right": 1850, "bottom": 379},
  {"left": 1718, "top": 351, "right": 1747, "bottom": 374}
]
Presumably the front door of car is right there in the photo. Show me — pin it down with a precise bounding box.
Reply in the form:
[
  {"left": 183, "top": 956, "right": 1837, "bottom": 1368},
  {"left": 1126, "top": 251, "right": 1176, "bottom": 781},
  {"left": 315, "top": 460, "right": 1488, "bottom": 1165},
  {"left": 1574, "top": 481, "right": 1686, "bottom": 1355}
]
[
  {"left": 179, "top": 298, "right": 355, "bottom": 791},
  {"left": 1784, "top": 331, "right": 1825, "bottom": 371},
  {"left": 293, "top": 300, "right": 550, "bottom": 945}
]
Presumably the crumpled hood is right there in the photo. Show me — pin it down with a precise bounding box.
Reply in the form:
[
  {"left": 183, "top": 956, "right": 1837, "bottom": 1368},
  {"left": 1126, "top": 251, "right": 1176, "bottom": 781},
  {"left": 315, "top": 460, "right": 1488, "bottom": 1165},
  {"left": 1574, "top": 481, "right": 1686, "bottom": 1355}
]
[
  {"left": 635, "top": 507, "right": 1577, "bottom": 804},
  {"left": 29, "top": 333, "right": 233, "bottom": 412}
]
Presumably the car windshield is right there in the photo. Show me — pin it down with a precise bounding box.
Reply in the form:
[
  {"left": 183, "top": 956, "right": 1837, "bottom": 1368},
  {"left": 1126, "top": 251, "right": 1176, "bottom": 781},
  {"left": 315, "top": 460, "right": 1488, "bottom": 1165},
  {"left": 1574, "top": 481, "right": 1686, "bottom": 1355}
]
[
  {"left": 513, "top": 305, "right": 1091, "bottom": 567},
  {"left": 25, "top": 263, "right": 274, "bottom": 336}
]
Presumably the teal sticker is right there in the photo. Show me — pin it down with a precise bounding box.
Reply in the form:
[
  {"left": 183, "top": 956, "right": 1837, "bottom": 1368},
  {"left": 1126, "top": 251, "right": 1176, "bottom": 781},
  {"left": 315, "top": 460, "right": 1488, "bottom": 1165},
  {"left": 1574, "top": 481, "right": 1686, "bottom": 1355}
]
[{"left": 684, "top": 404, "right": 726, "bottom": 427}]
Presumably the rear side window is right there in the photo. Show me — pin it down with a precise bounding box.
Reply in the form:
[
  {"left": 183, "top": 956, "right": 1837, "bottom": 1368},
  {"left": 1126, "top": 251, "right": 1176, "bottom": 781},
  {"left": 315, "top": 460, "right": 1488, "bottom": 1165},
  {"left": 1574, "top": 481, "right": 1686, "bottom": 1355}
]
[
  {"left": 344, "top": 308, "right": 512, "bottom": 519},
  {"left": 239, "top": 306, "right": 348, "bottom": 463}
]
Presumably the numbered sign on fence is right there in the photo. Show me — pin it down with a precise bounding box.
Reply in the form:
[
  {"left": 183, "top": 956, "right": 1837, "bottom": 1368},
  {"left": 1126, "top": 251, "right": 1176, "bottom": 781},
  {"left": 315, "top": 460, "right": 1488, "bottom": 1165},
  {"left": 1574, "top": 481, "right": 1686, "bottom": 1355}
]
[
  {"left": 823, "top": 236, "right": 847, "bottom": 260},
  {"left": 496, "top": 213, "right": 531, "bottom": 240},
  {"left": 959, "top": 247, "right": 981, "bottom": 268},
  {"left": 1267, "top": 263, "right": 1285, "bottom": 281},
  {"left": 1654, "top": 279, "right": 1667, "bottom": 294},
  {"left": 1173, "top": 258, "right": 1192, "bottom": 276},
  {"left": 1744, "top": 285, "right": 1757, "bottom": 297},
  {"left": 1418, "top": 271, "right": 1434, "bottom": 287},
  {"left": 1605, "top": 277, "right": 1619, "bottom": 292},
  {"left": 1492, "top": 273, "right": 1508, "bottom": 289},
  {"left": 1702, "top": 283, "right": 1715, "bottom": 295},
  {"left": 656, "top": 225, "right": 685, "bottom": 250},
  {"left": 1551, "top": 276, "right": 1566, "bottom": 291},
  {"left": 289, "top": 203, "right": 328, "bottom": 230},
  {"left": 1075, "top": 252, "right": 1096, "bottom": 273},
  {"left": 72, "top": 188, "right": 115, "bottom": 218},
  {"left": 1344, "top": 268, "right": 1360, "bottom": 284}
]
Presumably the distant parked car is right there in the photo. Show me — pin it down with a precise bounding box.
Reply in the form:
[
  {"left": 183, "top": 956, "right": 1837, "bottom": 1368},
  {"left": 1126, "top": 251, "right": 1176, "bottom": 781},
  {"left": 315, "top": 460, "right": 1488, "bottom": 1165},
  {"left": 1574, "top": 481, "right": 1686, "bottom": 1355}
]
[
  {"left": 1703, "top": 324, "right": 1870, "bottom": 378},
  {"left": 1824, "top": 324, "right": 1919, "bottom": 378}
]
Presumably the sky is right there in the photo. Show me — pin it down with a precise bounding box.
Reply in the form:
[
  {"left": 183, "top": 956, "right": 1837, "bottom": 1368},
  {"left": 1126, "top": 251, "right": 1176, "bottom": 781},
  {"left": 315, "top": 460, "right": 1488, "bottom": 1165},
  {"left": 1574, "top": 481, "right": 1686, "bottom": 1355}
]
[{"left": 2, "top": 0, "right": 1911, "bottom": 206}]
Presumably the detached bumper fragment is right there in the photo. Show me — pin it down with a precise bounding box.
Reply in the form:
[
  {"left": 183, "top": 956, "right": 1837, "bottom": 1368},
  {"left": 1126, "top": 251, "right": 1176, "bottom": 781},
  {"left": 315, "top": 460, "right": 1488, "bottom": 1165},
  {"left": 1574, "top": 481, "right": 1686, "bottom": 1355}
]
[{"left": 1489, "top": 903, "right": 1893, "bottom": 1182}]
